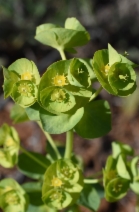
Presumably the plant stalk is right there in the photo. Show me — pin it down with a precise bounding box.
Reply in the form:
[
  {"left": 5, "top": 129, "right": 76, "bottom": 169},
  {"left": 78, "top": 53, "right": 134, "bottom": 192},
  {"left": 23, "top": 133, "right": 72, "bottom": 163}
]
[
  {"left": 20, "top": 146, "right": 47, "bottom": 169},
  {"left": 59, "top": 48, "right": 66, "bottom": 60},
  {"left": 89, "top": 86, "right": 103, "bottom": 102},
  {"left": 64, "top": 129, "right": 73, "bottom": 159},
  {"left": 37, "top": 122, "right": 61, "bottom": 159},
  {"left": 84, "top": 178, "right": 102, "bottom": 184}
]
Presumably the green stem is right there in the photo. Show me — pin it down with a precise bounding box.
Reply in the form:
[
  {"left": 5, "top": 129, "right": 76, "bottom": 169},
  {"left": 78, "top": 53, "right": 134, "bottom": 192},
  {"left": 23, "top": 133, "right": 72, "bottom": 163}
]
[
  {"left": 89, "top": 86, "right": 103, "bottom": 102},
  {"left": 37, "top": 122, "right": 61, "bottom": 159},
  {"left": 58, "top": 48, "right": 66, "bottom": 60},
  {"left": 20, "top": 146, "right": 47, "bottom": 169},
  {"left": 64, "top": 129, "right": 73, "bottom": 159},
  {"left": 136, "top": 195, "right": 139, "bottom": 212},
  {"left": 84, "top": 178, "right": 103, "bottom": 184}
]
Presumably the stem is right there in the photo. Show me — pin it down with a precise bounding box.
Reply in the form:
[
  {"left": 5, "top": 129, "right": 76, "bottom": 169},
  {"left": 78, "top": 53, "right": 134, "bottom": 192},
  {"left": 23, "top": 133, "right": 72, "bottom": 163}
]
[
  {"left": 136, "top": 195, "right": 139, "bottom": 212},
  {"left": 89, "top": 86, "right": 103, "bottom": 102},
  {"left": 84, "top": 178, "right": 103, "bottom": 184},
  {"left": 64, "top": 129, "right": 73, "bottom": 159},
  {"left": 58, "top": 48, "right": 66, "bottom": 60},
  {"left": 20, "top": 146, "right": 47, "bottom": 169},
  {"left": 37, "top": 122, "right": 61, "bottom": 159}
]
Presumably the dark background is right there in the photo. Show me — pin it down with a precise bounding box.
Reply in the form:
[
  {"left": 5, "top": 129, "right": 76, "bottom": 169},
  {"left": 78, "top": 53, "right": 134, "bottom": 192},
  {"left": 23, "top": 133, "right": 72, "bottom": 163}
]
[{"left": 0, "top": 0, "right": 139, "bottom": 211}]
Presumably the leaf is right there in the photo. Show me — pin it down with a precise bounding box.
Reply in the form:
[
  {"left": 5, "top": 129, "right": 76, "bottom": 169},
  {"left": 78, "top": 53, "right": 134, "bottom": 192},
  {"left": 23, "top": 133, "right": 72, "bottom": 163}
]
[
  {"left": 116, "top": 155, "right": 131, "bottom": 180},
  {"left": 10, "top": 104, "right": 29, "bottom": 123},
  {"left": 120, "top": 54, "right": 138, "bottom": 68},
  {"left": 39, "top": 107, "right": 84, "bottom": 134},
  {"left": 130, "top": 182, "right": 139, "bottom": 194},
  {"left": 75, "top": 100, "right": 111, "bottom": 139},
  {"left": 26, "top": 204, "right": 56, "bottom": 212},
  {"left": 108, "top": 44, "right": 121, "bottom": 66},
  {"left": 78, "top": 184, "right": 101, "bottom": 211},
  {"left": 18, "top": 151, "right": 50, "bottom": 179},
  {"left": 65, "top": 17, "right": 86, "bottom": 31},
  {"left": 22, "top": 182, "right": 43, "bottom": 206},
  {"left": 35, "top": 18, "right": 90, "bottom": 51},
  {"left": 112, "top": 141, "right": 134, "bottom": 159},
  {"left": 130, "top": 156, "right": 139, "bottom": 177},
  {"left": 108, "top": 63, "right": 136, "bottom": 96},
  {"left": 78, "top": 58, "right": 97, "bottom": 81},
  {"left": 25, "top": 103, "right": 40, "bottom": 121},
  {"left": 92, "top": 49, "right": 116, "bottom": 95}
]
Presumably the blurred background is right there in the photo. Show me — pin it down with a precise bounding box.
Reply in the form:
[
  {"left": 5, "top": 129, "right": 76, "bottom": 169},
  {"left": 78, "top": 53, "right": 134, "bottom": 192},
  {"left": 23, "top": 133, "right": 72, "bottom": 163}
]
[{"left": 0, "top": 0, "right": 139, "bottom": 211}]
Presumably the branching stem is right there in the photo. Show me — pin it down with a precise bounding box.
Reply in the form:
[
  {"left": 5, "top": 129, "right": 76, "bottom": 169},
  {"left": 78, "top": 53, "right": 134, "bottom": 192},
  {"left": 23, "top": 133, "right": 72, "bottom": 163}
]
[
  {"left": 20, "top": 146, "right": 47, "bottom": 169},
  {"left": 89, "top": 86, "right": 103, "bottom": 102},
  {"left": 37, "top": 122, "right": 61, "bottom": 159},
  {"left": 84, "top": 178, "right": 103, "bottom": 184}
]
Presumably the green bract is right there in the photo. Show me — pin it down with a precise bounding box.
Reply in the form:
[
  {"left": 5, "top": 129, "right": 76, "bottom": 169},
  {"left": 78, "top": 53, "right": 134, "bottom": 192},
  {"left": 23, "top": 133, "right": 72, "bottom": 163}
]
[
  {"left": 3, "top": 58, "right": 40, "bottom": 107},
  {"left": 36, "top": 58, "right": 96, "bottom": 134},
  {"left": 92, "top": 44, "right": 136, "bottom": 96},
  {"left": 0, "top": 124, "right": 20, "bottom": 168},
  {"left": 0, "top": 178, "right": 28, "bottom": 212},
  {"left": 35, "top": 17, "right": 90, "bottom": 52},
  {"left": 42, "top": 159, "right": 84, "bottom": 210}
]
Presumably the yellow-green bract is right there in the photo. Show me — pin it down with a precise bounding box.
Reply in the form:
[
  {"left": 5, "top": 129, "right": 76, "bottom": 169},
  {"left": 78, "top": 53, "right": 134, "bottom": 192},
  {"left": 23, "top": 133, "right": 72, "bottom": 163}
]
[
  {"left": 3, "top": 58, "right": 40, "bottom": 107},
  {"left": 0, "top": 124, "right": 20, "bottom": 168},
  {"left": 92, "top": 44, "right": 137, "bottom": 96},
  {"left": 35, "top": 17, "right": 90, "bottom": 53},
  {"left": 42, "top": 159, "right": 84, "bottom": 210},
  {"left": 0, "top": 178, "right": 28, "bottom": 212}
]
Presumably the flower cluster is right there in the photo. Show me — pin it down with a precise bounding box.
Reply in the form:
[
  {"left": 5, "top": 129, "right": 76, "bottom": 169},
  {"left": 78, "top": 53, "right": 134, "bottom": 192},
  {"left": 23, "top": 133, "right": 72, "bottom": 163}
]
[
  {"left": 3, "top": 58, "right": 40, "bottom": 107},
  {"left": 0, "top": 124, "right": 20, "bottom": 168},
  {"left": 39, "top": 58, "right": 92, "bottom": 115},
  {"left": 0, "top": 178, "right": 28, "bottom": 212},
  {"left": 42, "top": 159, "right": 84, "bottom": 210},
  {"left": 93, "top": 44, "right": 137, "bottom": 96},
  {"left": 103, "top": 141, "right": 139, "bottom": 202}
]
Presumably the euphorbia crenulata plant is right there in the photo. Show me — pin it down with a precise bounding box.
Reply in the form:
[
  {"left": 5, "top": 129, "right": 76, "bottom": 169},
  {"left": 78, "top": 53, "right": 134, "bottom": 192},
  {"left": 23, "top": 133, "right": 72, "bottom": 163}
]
[{"left": 0, "top": 17, "right": 139, "bottom": 212}]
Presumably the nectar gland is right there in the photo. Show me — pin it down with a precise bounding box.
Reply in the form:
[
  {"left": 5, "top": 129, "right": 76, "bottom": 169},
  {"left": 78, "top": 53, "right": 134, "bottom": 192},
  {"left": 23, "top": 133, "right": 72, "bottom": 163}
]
[
  {"left": 104, "top": 64, "right": 110, "bottom": 75},
  {"left": 52, "top": 74, "right": 68, "bottom": 87},
  {"left": 21, "top": 72, "right": 32, "bottom": 80},
  {"left": 51, "top": 176, "right": 63, "bottom": 188}
]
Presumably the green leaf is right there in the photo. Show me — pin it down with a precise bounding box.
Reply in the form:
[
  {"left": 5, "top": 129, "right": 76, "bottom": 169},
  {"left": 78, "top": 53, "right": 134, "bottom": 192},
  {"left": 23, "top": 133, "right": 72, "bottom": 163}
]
[
  {"left": 26, "top": 204, "right": 56, "bottom": 212},
  {"left": 11, "top": 80, "right": 38, "bottom": 108},
  {"left": 22, "top": 182, "right": 43, "bottom": 206},
  {"left": 116, "top": 155, "right": 131, "bottom": 180},
  {"left": 10, "top": 104, "right": 29, "bottom": 123},
  {"left": 108, "top": 63, "right": 136, "bottom": 96},
  {"left": 39, "top": 107, "right": 84, "bottom": 134},
  {"left": 35, "top": 18, "right": 90, "bottom": 51},
  {"left": 120, "top": 54, "right": 138, "bottom": 68},
  {"left": 18, "top": 151, "right": 50, "bottom": 179},
  {"left": 108, "top": 44, "right": 121, "bottom": 66},
  {"left": 105, "top": 177, "right": 129, "bottom": 202},
  {"left": 112, "top": 141, "right": 134, "bottom": 159},
  {"left": 78, "top": 58, "right": 97, "bottom": 81},
  {"left": 68, "top": 58, "right": 91, "bottom": 88},
  {"left": 92, "top": 49, "right": 116, "bottom": 95},
  {"left": 25, "top": 103, "right": 40, "bottom": 121},
  {"left": 40, "top": 86, "right": 76, "bottom": 114},
  {"left": 78, "top": 184, "right": 100, "bottom": 211},
  {"left": 130, "top": 182, "right": 139, "bottom": 194},
  {"left": 65, "top": 17, "right": 86, "bottom": 31},
  {"left": 75, "top": 100, "right": 111, "bottom": 139},
  {"left": 8, "top": 58, "right": 40, "bottom": 85},
  {"left": 130, "top": 156, "right": 139, "bottom": 178},
  {"left": 3, "top": 66, "right": 19, "bottom": 98}
]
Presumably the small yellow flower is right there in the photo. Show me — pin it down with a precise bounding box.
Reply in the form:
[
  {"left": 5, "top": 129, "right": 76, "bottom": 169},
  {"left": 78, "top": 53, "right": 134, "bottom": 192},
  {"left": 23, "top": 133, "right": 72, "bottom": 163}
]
[
  {"left": 52, "top": 74, "right": 68, "bottom": 86},
  {"left": 51, "top": 176, "right": 63, "bottom": 187},
  {"left": 21, "top": 72, "right": 32, "bottom": 80},
  {"left": 104, "top": 64, "right": 110, "bottom": 75}
]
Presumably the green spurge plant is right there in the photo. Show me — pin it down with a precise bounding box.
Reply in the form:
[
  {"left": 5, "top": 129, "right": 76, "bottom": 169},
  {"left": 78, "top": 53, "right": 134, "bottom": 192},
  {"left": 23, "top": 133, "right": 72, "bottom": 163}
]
[{"left": 0, "top": 17, "right": 139, "bottom": 212}]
